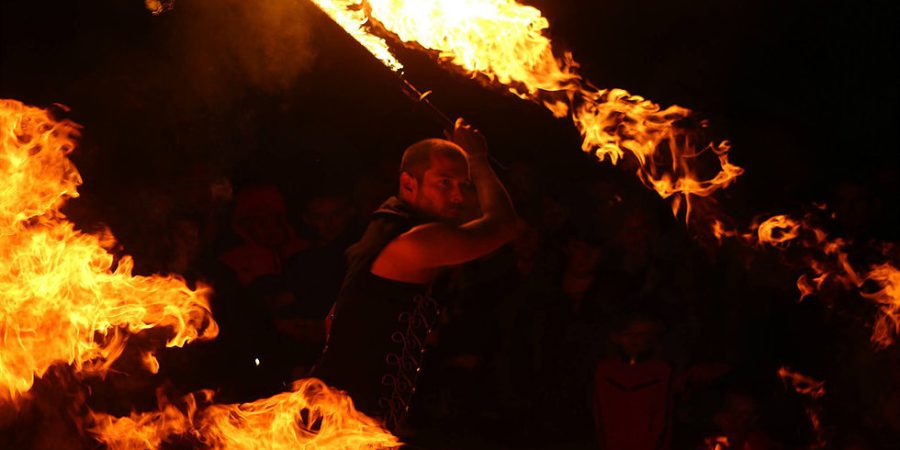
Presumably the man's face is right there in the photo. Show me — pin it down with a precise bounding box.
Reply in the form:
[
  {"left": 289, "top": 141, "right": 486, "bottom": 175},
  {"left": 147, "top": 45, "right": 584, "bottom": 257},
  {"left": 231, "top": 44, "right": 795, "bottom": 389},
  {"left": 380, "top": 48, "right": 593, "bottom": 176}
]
[{"left": 410, "top": 152, "right": 471, "bottom": 223}]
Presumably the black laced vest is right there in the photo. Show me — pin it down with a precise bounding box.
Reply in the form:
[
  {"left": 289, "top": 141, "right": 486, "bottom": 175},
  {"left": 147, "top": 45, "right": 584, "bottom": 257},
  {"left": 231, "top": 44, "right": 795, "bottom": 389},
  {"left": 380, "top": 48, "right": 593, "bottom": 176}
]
[{"left": 311, "top": 197, "right": 439, "bottom": 430}]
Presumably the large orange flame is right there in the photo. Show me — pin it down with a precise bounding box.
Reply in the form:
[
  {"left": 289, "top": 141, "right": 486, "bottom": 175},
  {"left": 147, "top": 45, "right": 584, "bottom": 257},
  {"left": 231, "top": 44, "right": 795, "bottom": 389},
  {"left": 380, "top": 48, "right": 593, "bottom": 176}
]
[
  {"left": 89, "top": 378, "right": 399, "bottom": 449},
  {"left": 311, "top": 0, "right": 743, "bottom": 219},
  {"left": 0, "top": 99, "right": 218, "bottom": 403},
  {"left": 0, "top": 99, "right": 395, "bottom": 448}
]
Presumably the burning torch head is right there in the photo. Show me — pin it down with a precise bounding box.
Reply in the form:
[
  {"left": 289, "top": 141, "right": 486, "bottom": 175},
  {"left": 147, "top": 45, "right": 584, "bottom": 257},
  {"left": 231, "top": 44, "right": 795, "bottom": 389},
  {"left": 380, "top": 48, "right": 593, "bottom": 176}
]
[{"left": 399, "top": 138, "right": 474, "bottom": 223}]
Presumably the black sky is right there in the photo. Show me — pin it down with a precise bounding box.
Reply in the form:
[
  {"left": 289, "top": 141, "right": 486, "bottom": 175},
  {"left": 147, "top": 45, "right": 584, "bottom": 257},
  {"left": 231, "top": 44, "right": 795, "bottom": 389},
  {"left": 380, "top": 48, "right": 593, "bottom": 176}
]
[{"left": 1, "top": 0, "right": 898, "bottom": 233}]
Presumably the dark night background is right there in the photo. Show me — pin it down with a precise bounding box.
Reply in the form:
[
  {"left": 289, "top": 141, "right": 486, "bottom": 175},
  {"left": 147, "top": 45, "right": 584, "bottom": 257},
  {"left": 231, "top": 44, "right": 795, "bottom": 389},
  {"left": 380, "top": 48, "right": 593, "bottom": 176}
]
[
  {"left": 2, "top": 0, "right": 897, "bottom": 213},
  {"left": 2, "top": 0, "right": 899, "bottom": 449}
]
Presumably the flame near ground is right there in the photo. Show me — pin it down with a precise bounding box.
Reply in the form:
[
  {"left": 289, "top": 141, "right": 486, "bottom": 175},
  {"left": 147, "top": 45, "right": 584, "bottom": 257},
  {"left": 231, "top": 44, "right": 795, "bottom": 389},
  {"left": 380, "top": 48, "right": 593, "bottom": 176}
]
[
  {"left": 0, "top": 99, "right": 398, "bottom": 449},
  {"left": 89, "top": 379, "right": 398, "bottom": 450}
]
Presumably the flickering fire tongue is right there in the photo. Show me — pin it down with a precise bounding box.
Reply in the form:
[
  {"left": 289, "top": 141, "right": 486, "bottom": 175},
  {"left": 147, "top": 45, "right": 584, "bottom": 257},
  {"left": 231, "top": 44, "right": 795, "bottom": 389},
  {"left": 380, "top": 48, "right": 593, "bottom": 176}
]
[
  {"left": 715, "top": 213, "right": 900, "bottom": 349},
  {"left": 307, "top": 0, "right": 455, "bottom": 132},
  {"left": 703, "top": 436, "right": 730, "bottom": 450},
  {"left": 0, "top": 100, "right": 217, "bottom": 404},
  {"left": 89, "top": 379, "right": 399, "bottom": 450},
  {"left": 310, "top": 0, "right": 403, "bottom": 72},
  {"left": 779, "top": 367, "right": 827, "bottom": 449},
  {"left": 778, "top": 367, "right": 825, "bottom": 400},
  {"left": 309, "top": 0, "right": 744, "bottom": 219}
]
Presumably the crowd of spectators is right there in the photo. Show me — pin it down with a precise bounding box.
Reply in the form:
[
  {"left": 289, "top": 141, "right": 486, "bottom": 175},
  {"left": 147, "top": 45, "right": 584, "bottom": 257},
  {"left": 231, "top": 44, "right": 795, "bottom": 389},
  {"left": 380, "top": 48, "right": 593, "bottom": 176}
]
[{"left": 98, "top": 149, "right": 899, "bottom": 450}]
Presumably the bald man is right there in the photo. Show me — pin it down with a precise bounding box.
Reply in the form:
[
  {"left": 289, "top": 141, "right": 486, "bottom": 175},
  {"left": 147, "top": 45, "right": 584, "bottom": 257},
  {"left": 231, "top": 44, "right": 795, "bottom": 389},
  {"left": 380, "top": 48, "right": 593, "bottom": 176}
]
[{"left": 311, "top": 119, "right": 518, "bottom": 429}]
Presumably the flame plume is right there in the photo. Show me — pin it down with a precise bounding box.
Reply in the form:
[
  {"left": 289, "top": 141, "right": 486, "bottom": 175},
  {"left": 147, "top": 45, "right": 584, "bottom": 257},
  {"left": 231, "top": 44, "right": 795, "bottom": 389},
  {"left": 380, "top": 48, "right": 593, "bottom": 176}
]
[
  {"left": 861, "top": 263, "right": 900, "bottom": 350},
  {"left": 90, "top": 388, "right": 204, "bottom": 450},
  {"left": 310, "top": 0, "right": 402, "bottom": 71},
  {"left": 778, "top": 367, "right": 825, "bottom": 400},
  {"left": 714, "top": 212, "right": 900, "bottom": 349},
  {"left": 310, "top": 0, "right": 743, "bottom": 219},
  {"left": 89, "top": 379, "right": 399, "bottom": 450},
  {"left": 2, "top": 99, "right": 396, "bottom": 448},
  {"left": 756, "top": 215, "right": 801, "bottom": 247},
  {"left": 0, "top": 99, "right": 218, "bottom": 403}
]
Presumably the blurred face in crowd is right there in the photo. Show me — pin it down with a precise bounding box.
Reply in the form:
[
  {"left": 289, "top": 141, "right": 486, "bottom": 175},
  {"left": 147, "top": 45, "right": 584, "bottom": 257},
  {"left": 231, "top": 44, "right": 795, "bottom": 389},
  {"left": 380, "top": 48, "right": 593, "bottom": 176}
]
[
  {"left": 541, "top": 194, "right": 568, "bottom": 233},
  {"left": 233, "top": 186, "right": 294, "bottom": 251},
  {"left": 401, "top": 147, "right": 473, "bottom": 223},
  {"left": 172, "top": 218, "right": 202, "bottom": 257},
  {"left": 612, "top": 318, "right": 663, "bottom": 360},
  {"left": 240, "top": 209, "right": 291, "bottom": 250},
  {"left": 304, "top": 196, "right": 353, "bottom": 243},
  {"left": 507, "top": 160, "right": 538, "bottom": 200},
  {"left": 565, "top": 238, "right": 602, "bottom": 276},
  {"left": 512, "top": 223, "right": 540, "bottom": 260}
]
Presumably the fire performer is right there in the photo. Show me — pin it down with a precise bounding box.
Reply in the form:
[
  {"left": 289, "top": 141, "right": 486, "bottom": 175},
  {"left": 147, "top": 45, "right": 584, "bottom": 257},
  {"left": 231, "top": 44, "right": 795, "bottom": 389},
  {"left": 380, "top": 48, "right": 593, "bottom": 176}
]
[{"left": 311, "top": 118, "right": 519, "bottom": 430}]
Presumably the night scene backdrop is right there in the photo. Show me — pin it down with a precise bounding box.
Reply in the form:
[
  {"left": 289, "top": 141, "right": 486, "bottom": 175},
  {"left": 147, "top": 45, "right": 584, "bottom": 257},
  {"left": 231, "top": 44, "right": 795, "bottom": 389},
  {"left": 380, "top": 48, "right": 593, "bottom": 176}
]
[{"left": 1, "top": 0, "right": 898, "bottom": 449}]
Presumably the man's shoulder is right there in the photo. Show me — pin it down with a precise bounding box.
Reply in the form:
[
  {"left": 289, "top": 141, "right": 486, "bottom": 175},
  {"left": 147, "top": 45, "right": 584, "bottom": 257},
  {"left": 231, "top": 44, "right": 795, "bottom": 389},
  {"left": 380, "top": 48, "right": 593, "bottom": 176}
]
[{"left": 372, "top": 196, "right": 413, "bottom": 220}]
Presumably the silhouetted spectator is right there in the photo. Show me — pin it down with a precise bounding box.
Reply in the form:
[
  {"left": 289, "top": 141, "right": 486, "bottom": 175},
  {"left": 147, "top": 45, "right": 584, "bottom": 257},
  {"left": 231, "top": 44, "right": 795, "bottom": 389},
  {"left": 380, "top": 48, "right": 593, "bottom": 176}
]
[
  {"left": 220, "top": 185, "right": 308, "bottom": 285},
  {"left": 709, "top": 391, "right": 783, "bottom": 450},
  {"left": 282, "top": 191, "right": 361, "bottom": 370},
  {"left": 533, "top": 228, "right": 610, "bottom": 446},
  {"left": 593, "top": 311, "right": 672, "bottom": 450},
  {"left": 215, "top": 184, "right": 309, "bottom": 399}
]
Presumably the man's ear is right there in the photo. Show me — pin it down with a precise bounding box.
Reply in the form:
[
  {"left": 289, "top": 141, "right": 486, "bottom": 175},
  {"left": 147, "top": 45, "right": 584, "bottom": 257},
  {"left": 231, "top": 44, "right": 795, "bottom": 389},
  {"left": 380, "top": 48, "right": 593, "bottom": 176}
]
[{"left": 399, "top": 171, "right": 418, "bottom": 197}]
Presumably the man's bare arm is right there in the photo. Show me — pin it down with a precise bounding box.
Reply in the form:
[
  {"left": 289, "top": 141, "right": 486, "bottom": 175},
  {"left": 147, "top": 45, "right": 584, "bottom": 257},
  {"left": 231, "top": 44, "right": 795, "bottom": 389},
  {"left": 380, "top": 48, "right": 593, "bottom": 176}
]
[{"left": 383, "top": 119, "right": 519, "bottom": 271}]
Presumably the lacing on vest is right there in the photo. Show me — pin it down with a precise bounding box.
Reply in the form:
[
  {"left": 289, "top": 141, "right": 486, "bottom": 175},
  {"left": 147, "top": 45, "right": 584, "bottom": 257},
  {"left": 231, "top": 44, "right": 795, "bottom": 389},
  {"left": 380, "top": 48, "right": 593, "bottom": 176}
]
[{"left": 379, "top": 292, "right": 440, "bottom": 430}]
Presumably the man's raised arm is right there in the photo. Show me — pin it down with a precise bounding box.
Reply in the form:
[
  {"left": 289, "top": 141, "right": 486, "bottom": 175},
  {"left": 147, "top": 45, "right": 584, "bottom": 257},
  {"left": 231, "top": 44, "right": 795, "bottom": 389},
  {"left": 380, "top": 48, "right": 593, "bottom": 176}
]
[
  {"left": 379, "top": 119, "right": 519, "bottom": 273},
  {"left": 452, "top": 117, "right": 518, "bottom": 230}
]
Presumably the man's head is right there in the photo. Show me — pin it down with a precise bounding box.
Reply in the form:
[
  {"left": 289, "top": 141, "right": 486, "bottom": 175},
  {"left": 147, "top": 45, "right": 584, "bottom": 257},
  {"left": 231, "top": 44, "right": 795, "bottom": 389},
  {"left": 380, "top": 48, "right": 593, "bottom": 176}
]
[{"left": 398, "top": 138, "right": 472, "bottom": 222}]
